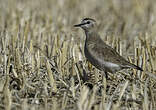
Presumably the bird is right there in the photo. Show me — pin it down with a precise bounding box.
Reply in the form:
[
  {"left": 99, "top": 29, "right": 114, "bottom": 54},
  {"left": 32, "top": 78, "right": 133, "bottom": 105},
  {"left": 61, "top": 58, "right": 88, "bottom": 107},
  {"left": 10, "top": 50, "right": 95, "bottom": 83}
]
[{"left": 74, "top": 18, "right": 143, "bottom": 77}]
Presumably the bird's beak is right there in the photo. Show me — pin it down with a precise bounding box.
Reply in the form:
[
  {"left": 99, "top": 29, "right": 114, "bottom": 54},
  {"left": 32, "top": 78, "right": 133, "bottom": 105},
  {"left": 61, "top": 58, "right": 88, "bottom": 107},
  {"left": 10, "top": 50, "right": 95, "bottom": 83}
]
[
  {"left": 74, "top": 24, "right": 82, "bottom": 27},
  {"left": 74, "top": 23, "right": 85, "bottom": 27}
]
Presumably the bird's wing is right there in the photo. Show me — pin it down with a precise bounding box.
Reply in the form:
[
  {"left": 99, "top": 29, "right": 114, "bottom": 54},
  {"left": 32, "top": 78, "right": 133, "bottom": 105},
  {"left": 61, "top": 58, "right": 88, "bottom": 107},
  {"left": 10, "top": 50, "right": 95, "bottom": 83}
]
[{"left": 87, "top": 42, "right": 131, "bottom": 67}]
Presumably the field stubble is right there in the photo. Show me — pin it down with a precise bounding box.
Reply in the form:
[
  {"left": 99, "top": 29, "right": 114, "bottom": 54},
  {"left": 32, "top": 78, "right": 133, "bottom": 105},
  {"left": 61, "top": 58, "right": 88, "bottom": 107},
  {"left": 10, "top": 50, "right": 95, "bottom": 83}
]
[{"left": 0, "top": 0, "right": 156, "bottom": 110}]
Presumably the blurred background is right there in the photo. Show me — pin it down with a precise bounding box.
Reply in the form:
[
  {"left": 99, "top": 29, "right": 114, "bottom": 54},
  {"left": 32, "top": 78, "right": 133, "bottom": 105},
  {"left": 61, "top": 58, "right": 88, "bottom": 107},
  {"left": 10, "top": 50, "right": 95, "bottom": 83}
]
[
  {"left": 1, "top": 0, "right": 156, "bottom": 36},
  {"left": 0, "top": 0, "right": 156, "bottom": 53}
]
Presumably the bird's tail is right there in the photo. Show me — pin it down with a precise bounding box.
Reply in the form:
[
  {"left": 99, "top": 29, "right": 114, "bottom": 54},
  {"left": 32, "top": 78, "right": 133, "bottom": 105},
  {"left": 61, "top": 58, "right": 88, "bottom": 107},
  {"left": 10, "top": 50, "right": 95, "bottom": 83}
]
[
  {"left": 122, "top": 63, "right": 143, "bottom": 71},
  {"left": 125, "top": 63, "right": 156, "bottom": 80},
  {"left": 131, "top": 64, "right": 143, "bottom": 71}
]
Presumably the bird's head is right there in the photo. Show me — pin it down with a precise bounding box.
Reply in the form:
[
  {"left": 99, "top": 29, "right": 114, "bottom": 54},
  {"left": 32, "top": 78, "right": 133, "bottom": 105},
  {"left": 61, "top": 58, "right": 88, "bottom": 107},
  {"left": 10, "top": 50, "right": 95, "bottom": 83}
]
[{"left": 74, "top": 18, "right": 96, "bottom": 32}]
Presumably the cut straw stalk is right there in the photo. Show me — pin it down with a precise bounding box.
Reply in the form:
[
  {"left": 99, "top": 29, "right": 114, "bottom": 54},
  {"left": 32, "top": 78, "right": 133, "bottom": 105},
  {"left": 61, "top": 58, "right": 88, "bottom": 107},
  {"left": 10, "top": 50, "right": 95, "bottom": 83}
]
[{"left": 46, "top": 60, "right": 57, "bottom": 93}]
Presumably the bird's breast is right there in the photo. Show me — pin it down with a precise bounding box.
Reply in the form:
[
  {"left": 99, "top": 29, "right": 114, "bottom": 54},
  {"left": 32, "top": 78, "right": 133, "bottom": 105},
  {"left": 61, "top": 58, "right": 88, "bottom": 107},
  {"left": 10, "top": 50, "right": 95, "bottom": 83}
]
[{"left": 84, "top": 43, "right": 103, "bottom": 71}]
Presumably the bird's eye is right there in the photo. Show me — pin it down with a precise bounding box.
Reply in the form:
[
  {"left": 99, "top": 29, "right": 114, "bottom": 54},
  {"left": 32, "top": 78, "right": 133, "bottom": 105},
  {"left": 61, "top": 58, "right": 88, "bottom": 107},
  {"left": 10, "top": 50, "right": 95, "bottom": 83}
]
[{"left": 87, "top": 21, "right": 90, "bottom": 24}]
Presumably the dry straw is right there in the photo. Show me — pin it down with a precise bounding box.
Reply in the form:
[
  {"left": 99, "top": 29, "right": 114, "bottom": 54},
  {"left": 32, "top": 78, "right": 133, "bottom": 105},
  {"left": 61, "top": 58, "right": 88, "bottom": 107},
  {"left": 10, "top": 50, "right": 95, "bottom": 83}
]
[{"left": 0, "top": 0, "right": 156, "bottom": 110}]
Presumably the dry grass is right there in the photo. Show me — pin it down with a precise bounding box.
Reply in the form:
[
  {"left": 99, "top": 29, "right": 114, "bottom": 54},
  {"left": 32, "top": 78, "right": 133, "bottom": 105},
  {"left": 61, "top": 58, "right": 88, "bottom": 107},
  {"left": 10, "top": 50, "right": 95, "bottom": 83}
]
[{"left": 0, "top": 0, "right": 156, "bottom": 110}]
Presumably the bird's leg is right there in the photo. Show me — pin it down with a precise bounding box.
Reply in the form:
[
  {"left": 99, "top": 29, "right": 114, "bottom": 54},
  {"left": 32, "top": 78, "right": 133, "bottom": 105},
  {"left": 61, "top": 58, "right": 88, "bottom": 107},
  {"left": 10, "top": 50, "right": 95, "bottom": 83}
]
[
  {"left": 105, "top": 71, "right": 108, "bottom": 79},
  {"left": 101, "top": 71, "right": 107, "bottom": 94},
  {"left": 101, "top": 71, "right": 108, "bottom": 79},
  {"left": 100, "top": 71, "right": 108, "bottom": 84}
]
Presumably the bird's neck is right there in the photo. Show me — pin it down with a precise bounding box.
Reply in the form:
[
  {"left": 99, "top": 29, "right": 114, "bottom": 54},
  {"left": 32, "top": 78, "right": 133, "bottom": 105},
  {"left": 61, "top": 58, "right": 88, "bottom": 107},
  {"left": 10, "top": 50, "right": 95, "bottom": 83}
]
[{"left": 85, "top": 30, "right": 101, "bottom": 44}]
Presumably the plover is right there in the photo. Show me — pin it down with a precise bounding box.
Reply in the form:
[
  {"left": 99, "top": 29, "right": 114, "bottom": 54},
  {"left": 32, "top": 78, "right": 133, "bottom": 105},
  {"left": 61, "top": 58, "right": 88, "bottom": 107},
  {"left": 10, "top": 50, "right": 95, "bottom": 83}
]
[{"left": 74, "top": 18, "right": 143, "bottom": 76}]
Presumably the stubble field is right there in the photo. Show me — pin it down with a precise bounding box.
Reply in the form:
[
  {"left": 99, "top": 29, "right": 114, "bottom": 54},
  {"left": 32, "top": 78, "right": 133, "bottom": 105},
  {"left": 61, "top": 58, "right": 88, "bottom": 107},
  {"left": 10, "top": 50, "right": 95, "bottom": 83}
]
[{"left": 0, "top": 0, "right": 156, "bottom": 110}]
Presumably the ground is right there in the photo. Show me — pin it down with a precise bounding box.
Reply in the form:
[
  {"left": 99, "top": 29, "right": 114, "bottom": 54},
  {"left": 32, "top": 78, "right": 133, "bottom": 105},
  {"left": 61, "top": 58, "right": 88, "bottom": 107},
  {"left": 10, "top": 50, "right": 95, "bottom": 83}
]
[{"left": 0, "top": 0, "right": 156, "bottom": 110}]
